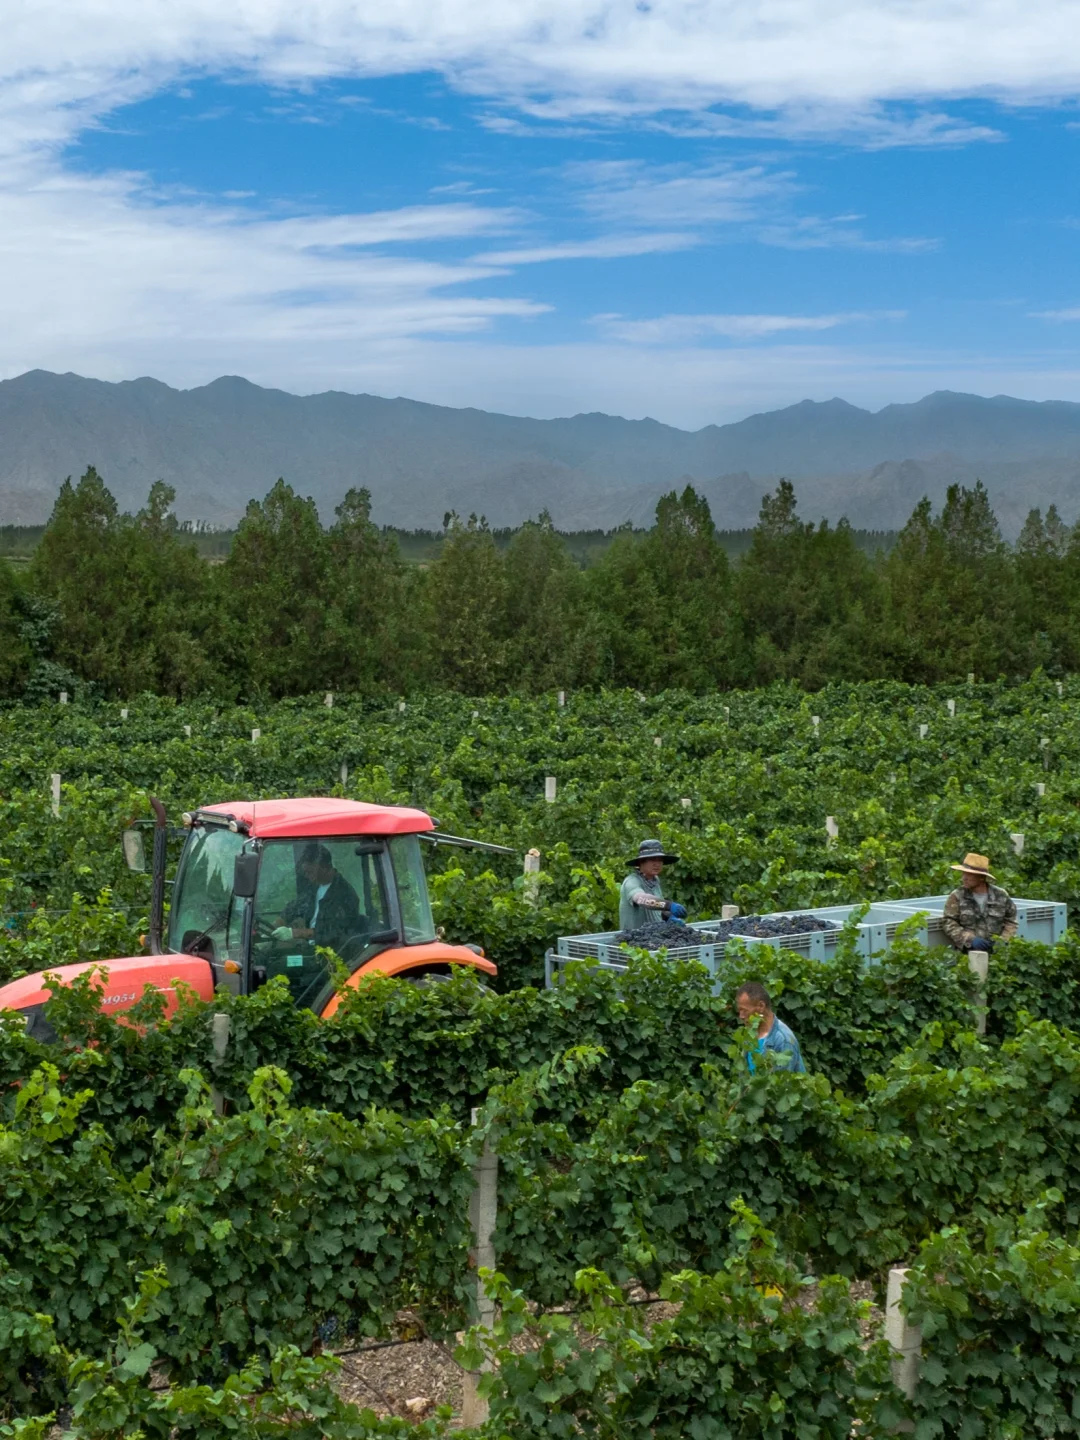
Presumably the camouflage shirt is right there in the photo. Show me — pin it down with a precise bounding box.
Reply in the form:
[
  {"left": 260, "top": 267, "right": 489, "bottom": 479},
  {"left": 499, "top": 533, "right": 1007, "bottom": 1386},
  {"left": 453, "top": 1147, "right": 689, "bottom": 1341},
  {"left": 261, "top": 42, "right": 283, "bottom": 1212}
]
[{"left": 942, "top": 883, "right": 1018, "bottom": 950}]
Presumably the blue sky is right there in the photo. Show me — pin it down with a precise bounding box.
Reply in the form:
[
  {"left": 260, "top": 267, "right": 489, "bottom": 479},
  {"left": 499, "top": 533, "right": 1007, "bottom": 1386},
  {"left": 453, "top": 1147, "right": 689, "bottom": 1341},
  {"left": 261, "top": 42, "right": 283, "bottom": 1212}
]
[{"left": 4, "top": 2, "right": 1080, "bottom": 426}]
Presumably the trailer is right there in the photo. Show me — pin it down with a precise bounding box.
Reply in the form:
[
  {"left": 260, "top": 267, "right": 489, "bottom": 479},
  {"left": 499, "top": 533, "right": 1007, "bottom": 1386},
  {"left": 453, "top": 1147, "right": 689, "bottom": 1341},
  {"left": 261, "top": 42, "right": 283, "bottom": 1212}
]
[{"left": 544, "top": 894, "right": 1068, "bottom": 987}]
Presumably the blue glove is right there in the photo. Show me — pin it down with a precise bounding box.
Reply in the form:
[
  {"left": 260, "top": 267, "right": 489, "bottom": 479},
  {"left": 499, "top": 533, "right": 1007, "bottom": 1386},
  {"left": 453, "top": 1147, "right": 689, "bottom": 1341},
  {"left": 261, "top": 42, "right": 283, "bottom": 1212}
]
[
  {"left": 667, "top": 902, "right": 688, "bottom": 921},
  {"left": 968, "top": 937, "right": 992, "bottom": 953}
]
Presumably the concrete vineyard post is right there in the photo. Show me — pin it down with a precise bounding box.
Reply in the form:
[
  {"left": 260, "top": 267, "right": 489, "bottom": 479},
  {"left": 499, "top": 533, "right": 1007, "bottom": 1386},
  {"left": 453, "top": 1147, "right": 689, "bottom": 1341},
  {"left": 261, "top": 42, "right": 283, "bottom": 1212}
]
[
  {"left": 120, "top": 707, "right": 128, "bottom": 720},
  {"left": 1058, "top": 681, "right": 1064, "bottom": 697},
  {"left": 50, "top": 774, "right": 61, "bottom": 818},
  {"left": 967, "top": 672, "right": 975, "bottom": 683},
  {"left": 557, "top": 690, "right": 565, "bottom": 707},
  {"left": 721, "top": 904, "right": 739, "bottom": 921},
  {"left": 183, "top": 724, "right": 192, "bottom": 737},
  {"left": 544, "top": 776, "right": 557, "bottom": 803},
  {"left": 812, "top": 715, "right": 820, "bottom": 734},
  {"left": 681, "top": 797, "right": 692, "bottom": 810},
  {"left": 825, "top": 815, "right": 838, "bottom": 846},
  {"left": 919, "top": 723, "right": 928, "bottom": 739},
  {"left": 1036, "top": 782, "right": 1046, "bottom": 797},
  {"left": 462, "top": 1109, "right": 498, "bottom": 1427},
  {"left": 969, "top": 950, "right": 989, "bottom": 1036},
  {"left": 1010, "top": 832, "right": 1024, "bottom": 857},
  {"left": 340, "top": 762, "right": 349, "bottom": 788},
  {"left": 59, "top": 691, "right": 68, "bottom": 705},
  {"left": 885, "top": 1267, "right": 920, "bottom": 1432},
  {"left": 654, "top": 736, "right": 662, "bottom": 748},
  {"left": 1041, "top": 737, "right": 1051, "bottom": 769},
  {"left": 251, "top": 728, "right": 260, "bottom": 742},
  {"left": 398, "top": 700, "right": 406, "bottom": 713},
  {"left": 324, "top": 692, "right": 333, "bottom": 708},
  {"left": 210, "top": 1013, "right": 231, "bottom": 1116},
  {"left": 523, "top": 848, "right": 541, "bottom": 906},
  {"left": 947, "top": 699, "right": 955, "bottom": 718},
  {"left": 723, "top": 705, "right": 730, "bottom": 722}
]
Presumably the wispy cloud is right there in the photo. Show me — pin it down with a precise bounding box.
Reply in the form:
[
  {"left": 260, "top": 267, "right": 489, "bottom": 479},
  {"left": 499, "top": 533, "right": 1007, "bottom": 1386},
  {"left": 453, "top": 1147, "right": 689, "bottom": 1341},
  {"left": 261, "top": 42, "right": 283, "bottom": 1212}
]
[
  {"left": 593, "top": 310, "right": 907, "bottom": 344},
  {"left": 568, "top": 159, "right": 793, "bottom": 228},
  {"left": 760, "top": 214, "right": 940, "bottom": 252},
  {"left": 1032, "top": 307, "right": 1080, "bottom": 321},
  {"left": 475, "top": 233, "right": 697, "bottom": 265}
]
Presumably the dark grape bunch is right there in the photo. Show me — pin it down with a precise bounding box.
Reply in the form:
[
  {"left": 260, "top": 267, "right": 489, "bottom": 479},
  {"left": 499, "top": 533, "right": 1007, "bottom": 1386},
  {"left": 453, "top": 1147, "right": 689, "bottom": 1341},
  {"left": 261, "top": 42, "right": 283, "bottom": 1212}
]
[
  {"left": 711, "top": 913, "right": 840, "bottom": 941},
  {"left": 615, "top": 921, "right": 716, "bottom": 948},
  {"left": 615, "top": 913, "right": 839, "bottom": 950}
]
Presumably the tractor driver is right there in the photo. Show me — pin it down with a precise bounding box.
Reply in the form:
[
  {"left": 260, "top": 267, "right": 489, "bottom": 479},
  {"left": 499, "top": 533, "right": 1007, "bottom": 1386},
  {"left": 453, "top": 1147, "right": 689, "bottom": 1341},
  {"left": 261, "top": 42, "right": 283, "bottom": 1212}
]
[
  {"left": 272, "top": 843, "right": 362, "bottom": 956},
  {"left": 619, "top": 839, "right": 687, "bottom": 930}
]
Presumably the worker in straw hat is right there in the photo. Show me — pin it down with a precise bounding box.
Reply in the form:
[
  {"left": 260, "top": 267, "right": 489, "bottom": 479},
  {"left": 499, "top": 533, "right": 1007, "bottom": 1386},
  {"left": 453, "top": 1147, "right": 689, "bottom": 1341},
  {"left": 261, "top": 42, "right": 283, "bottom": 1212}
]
[
  {"left": 619, "top": 839, "right": 688, "bottom": 931},
  {"left": 942, "top": 852, "right": 1018, "bottom": 955}
]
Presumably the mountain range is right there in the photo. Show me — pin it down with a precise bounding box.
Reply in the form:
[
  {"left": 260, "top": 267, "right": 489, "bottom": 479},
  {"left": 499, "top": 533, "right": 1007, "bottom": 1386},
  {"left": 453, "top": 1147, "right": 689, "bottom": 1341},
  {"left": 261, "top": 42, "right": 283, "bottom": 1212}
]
[{"left": 4, "top": 369, "right": 1080, "bottom": 537}]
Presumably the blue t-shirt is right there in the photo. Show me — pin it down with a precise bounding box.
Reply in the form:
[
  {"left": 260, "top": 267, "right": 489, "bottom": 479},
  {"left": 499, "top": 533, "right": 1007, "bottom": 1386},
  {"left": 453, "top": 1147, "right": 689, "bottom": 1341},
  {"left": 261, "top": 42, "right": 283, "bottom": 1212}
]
[{"left": 747, "top": 1016, "right": 805, "bottom": 1074}]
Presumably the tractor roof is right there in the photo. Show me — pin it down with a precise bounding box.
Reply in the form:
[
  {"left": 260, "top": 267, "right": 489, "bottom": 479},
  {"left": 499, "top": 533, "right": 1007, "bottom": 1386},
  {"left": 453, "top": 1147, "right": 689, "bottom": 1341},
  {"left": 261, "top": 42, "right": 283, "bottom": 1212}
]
[{"left": 199, "top": 798, "right": 435, "bottom": 839}]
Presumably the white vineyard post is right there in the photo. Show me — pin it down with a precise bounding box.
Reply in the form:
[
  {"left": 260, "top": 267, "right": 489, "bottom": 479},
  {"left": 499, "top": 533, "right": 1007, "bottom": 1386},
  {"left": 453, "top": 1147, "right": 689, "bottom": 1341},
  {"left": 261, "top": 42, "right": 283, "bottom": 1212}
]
[
  {"left": 523, "top": 848, "right": 541, "bottom": 906},
  {"left": 654, "top": 736, "right": 662, "bottom": 748},
  {"left": 251, "top": 728, "right": 260, "bottom": 742},
  {"left": 885, "top": 1267, "right": 920, "bottom": 1432},
  {"left": 557, "top": 690, "right": 565, "bottom": 707},
  {"left": 946, "top": 699, "right": 956, "bottom": 718},
  {"left": 825, "top": 815, "right": 838, "bottom": 847},
  {"left": 967, "top": 672, "right": 975, "bottom": 684},
  {"left": 461, "top": 1110, "right": 499, "bottom": 1427},
  {"left": 680, "top": 797, "right": 692, "bottom": 811},
  {"left": 544, "top": 776, "right": 557, "bottom": 804},
  {"left": 59, "top": 691, "right": 68, "bottom": 705},
  {"left": 210, "top": 1013, "right": 231, "bottom": 1116},
  {"left": 340, "top": 762, "right": 349, "bottom": 788},
  {"left": 398, "top": 700, "right": 406, "bottom": 713},
  {"left": 1010, "top": 832, "right": 1025, "bottom": 857},
  {"left": 969, "top": 950, "right": 989, "bottom": 1036},
  {"left": 183, "top": 724, "right": 192, "bottom": 738},
  {"left": 120, "top": 707, "right": 128, "bottom": 720},
  {"left": 50, "top": 773, "right": 61, "bottom": 818},
  {"left": 1041, "top": 737, "right": 1051, "bottom": 770},
  {"left": 324, "top": 691, "right": 334, "bottom": 708},
  {"left": 919, "top": 723, "right": 928, "bottom": 740},
  {"left": 721, "top": 904, "right": 740, "bottom": 921},
  {"left": 1036, "top": 782, "right": 1046, "bottom": 798},
  {"left": 1057, "top": 681, "right": 1064, "bottom": 698},
  {"left": 811, "top": 715, "right": 820, "bottom": 734}
]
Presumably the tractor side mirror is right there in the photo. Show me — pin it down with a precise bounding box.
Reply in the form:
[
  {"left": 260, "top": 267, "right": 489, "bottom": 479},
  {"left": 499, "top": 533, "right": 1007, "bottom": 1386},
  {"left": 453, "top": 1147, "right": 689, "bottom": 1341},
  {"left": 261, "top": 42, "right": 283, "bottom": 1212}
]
[
  {"left": 122, "top": 828, "right": 147, "bottom": 873},
  {"left": 233, "top": 850, "right": 260, "bottom": 898}
]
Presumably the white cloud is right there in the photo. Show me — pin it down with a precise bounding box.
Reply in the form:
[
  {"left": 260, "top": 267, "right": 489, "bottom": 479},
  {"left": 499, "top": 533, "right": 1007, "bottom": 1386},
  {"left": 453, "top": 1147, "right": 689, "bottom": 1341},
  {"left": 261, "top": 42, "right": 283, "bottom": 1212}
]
[
  {"left": 569, "top": 159, "right": 793, "bottom": 227},
  {"left": 1032, "top": 307, "right": 1080, "bottom": 321},
  {"left": 594, "top": 310, "right": 907, "bottom": 343}
]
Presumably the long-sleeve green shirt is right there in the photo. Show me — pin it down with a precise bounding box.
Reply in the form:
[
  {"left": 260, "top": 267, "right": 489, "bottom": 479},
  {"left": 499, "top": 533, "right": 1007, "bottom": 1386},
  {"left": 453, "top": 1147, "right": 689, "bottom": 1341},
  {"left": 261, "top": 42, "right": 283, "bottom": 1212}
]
[{"left": 619, "top": 870, "right": 666, "bottom": 930}]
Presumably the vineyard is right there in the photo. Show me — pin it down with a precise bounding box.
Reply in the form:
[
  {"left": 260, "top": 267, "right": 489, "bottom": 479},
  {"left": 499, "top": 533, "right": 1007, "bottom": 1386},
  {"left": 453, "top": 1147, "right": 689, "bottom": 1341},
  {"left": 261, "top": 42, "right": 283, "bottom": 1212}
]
[{"left": 5, "top": 678, "right": 1080, "bottom": 1435}]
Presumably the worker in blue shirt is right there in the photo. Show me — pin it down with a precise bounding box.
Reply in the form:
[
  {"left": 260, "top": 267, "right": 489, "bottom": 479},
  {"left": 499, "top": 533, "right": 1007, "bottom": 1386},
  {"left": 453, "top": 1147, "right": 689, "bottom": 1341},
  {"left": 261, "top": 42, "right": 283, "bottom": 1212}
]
[{"left": 735, "top": 981, "right": 805, "bottom": 1073}]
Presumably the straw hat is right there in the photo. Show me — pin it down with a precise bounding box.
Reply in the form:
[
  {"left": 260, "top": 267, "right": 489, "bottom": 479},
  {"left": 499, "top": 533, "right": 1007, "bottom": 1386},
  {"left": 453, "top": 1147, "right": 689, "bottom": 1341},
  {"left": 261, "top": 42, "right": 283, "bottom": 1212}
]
[
  {"left": 950, "top": 852, "right": 995, "bottom": 880},
  {"left": 626, "top": 838, "right": 679, "bottom": 867}
]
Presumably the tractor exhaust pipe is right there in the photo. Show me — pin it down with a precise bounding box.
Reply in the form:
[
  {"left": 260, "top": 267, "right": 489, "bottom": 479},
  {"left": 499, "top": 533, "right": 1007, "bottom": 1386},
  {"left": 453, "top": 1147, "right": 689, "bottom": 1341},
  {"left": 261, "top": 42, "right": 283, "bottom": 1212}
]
[{"left": 149, "top": 796, "right": 168, "bottom": 955}]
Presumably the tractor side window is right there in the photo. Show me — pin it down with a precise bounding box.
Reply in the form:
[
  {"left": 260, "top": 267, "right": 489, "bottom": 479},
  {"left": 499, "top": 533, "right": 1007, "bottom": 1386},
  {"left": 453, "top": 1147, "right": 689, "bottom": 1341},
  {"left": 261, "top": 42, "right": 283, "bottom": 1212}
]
[
  {"left": 388, "top": 835, "right": 437, "bottom": 944},
  {"left": 169, "top": 826, "right": 245, "bottom": 961}
]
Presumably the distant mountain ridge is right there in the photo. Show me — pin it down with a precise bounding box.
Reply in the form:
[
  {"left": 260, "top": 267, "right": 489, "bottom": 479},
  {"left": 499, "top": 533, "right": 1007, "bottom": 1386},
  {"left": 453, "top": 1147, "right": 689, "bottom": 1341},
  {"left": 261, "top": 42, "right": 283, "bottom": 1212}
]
[{"left": 3, "top": 370, "right": 1080, "bottom": 537}]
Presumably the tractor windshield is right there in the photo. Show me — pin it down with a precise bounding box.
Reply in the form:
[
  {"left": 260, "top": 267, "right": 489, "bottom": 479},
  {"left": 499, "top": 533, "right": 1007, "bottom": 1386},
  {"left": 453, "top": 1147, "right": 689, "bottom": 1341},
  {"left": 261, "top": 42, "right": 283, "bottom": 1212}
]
[
  {"left": 251, "top": 836, "right": 395, "bottom": 1007},
  {"left": 169, "top": 824, "right": 246, "bottom": 962}
]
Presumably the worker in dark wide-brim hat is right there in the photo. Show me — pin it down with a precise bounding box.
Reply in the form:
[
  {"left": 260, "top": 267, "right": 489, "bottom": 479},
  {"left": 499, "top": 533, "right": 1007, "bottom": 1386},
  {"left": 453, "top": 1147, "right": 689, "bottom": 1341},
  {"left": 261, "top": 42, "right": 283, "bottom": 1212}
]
[
  {"left": 619, "top": 839, "right": 687, "bottom": 931},
  {"left": 942, "top": 852, "right": 1018, "bottom": 955}
]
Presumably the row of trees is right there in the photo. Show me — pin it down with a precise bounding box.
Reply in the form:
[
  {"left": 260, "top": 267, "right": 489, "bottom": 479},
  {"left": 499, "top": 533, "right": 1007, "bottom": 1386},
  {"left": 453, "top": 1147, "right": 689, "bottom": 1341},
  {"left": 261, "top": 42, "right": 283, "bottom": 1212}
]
[{"left": 0, "top": 466, "right": 1077, "bottom": 699}]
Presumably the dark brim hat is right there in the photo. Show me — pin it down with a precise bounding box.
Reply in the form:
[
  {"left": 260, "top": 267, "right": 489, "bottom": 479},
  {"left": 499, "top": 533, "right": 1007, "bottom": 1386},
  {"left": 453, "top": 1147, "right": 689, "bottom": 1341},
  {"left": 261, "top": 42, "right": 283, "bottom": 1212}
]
[{"left": 627, "top": 838, "right": 679, "bottom": 867}]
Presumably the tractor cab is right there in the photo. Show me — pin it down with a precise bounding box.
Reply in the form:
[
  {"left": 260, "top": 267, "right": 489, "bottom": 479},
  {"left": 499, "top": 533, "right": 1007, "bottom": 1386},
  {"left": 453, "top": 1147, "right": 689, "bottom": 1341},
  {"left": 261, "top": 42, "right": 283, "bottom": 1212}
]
[
  {"left": 171, "top": 799, "right": 483, "bottom": 1012},
  {"left": 0, "top": 797, "right": 499, "bottom": 1035}
]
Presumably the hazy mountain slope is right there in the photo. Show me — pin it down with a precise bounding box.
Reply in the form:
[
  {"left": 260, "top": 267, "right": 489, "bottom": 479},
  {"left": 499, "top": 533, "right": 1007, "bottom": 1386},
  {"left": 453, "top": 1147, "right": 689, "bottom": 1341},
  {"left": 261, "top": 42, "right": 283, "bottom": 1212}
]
[{"left": 3, "top": 370, "right": 1080, "bottom": 535}]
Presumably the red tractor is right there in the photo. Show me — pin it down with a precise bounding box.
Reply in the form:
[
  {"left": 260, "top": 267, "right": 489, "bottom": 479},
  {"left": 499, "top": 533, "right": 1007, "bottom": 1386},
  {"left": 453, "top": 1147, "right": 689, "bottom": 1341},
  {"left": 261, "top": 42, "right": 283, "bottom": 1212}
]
[{"left": 0, "top": 797, "right": 503, "bottom": 1040}]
